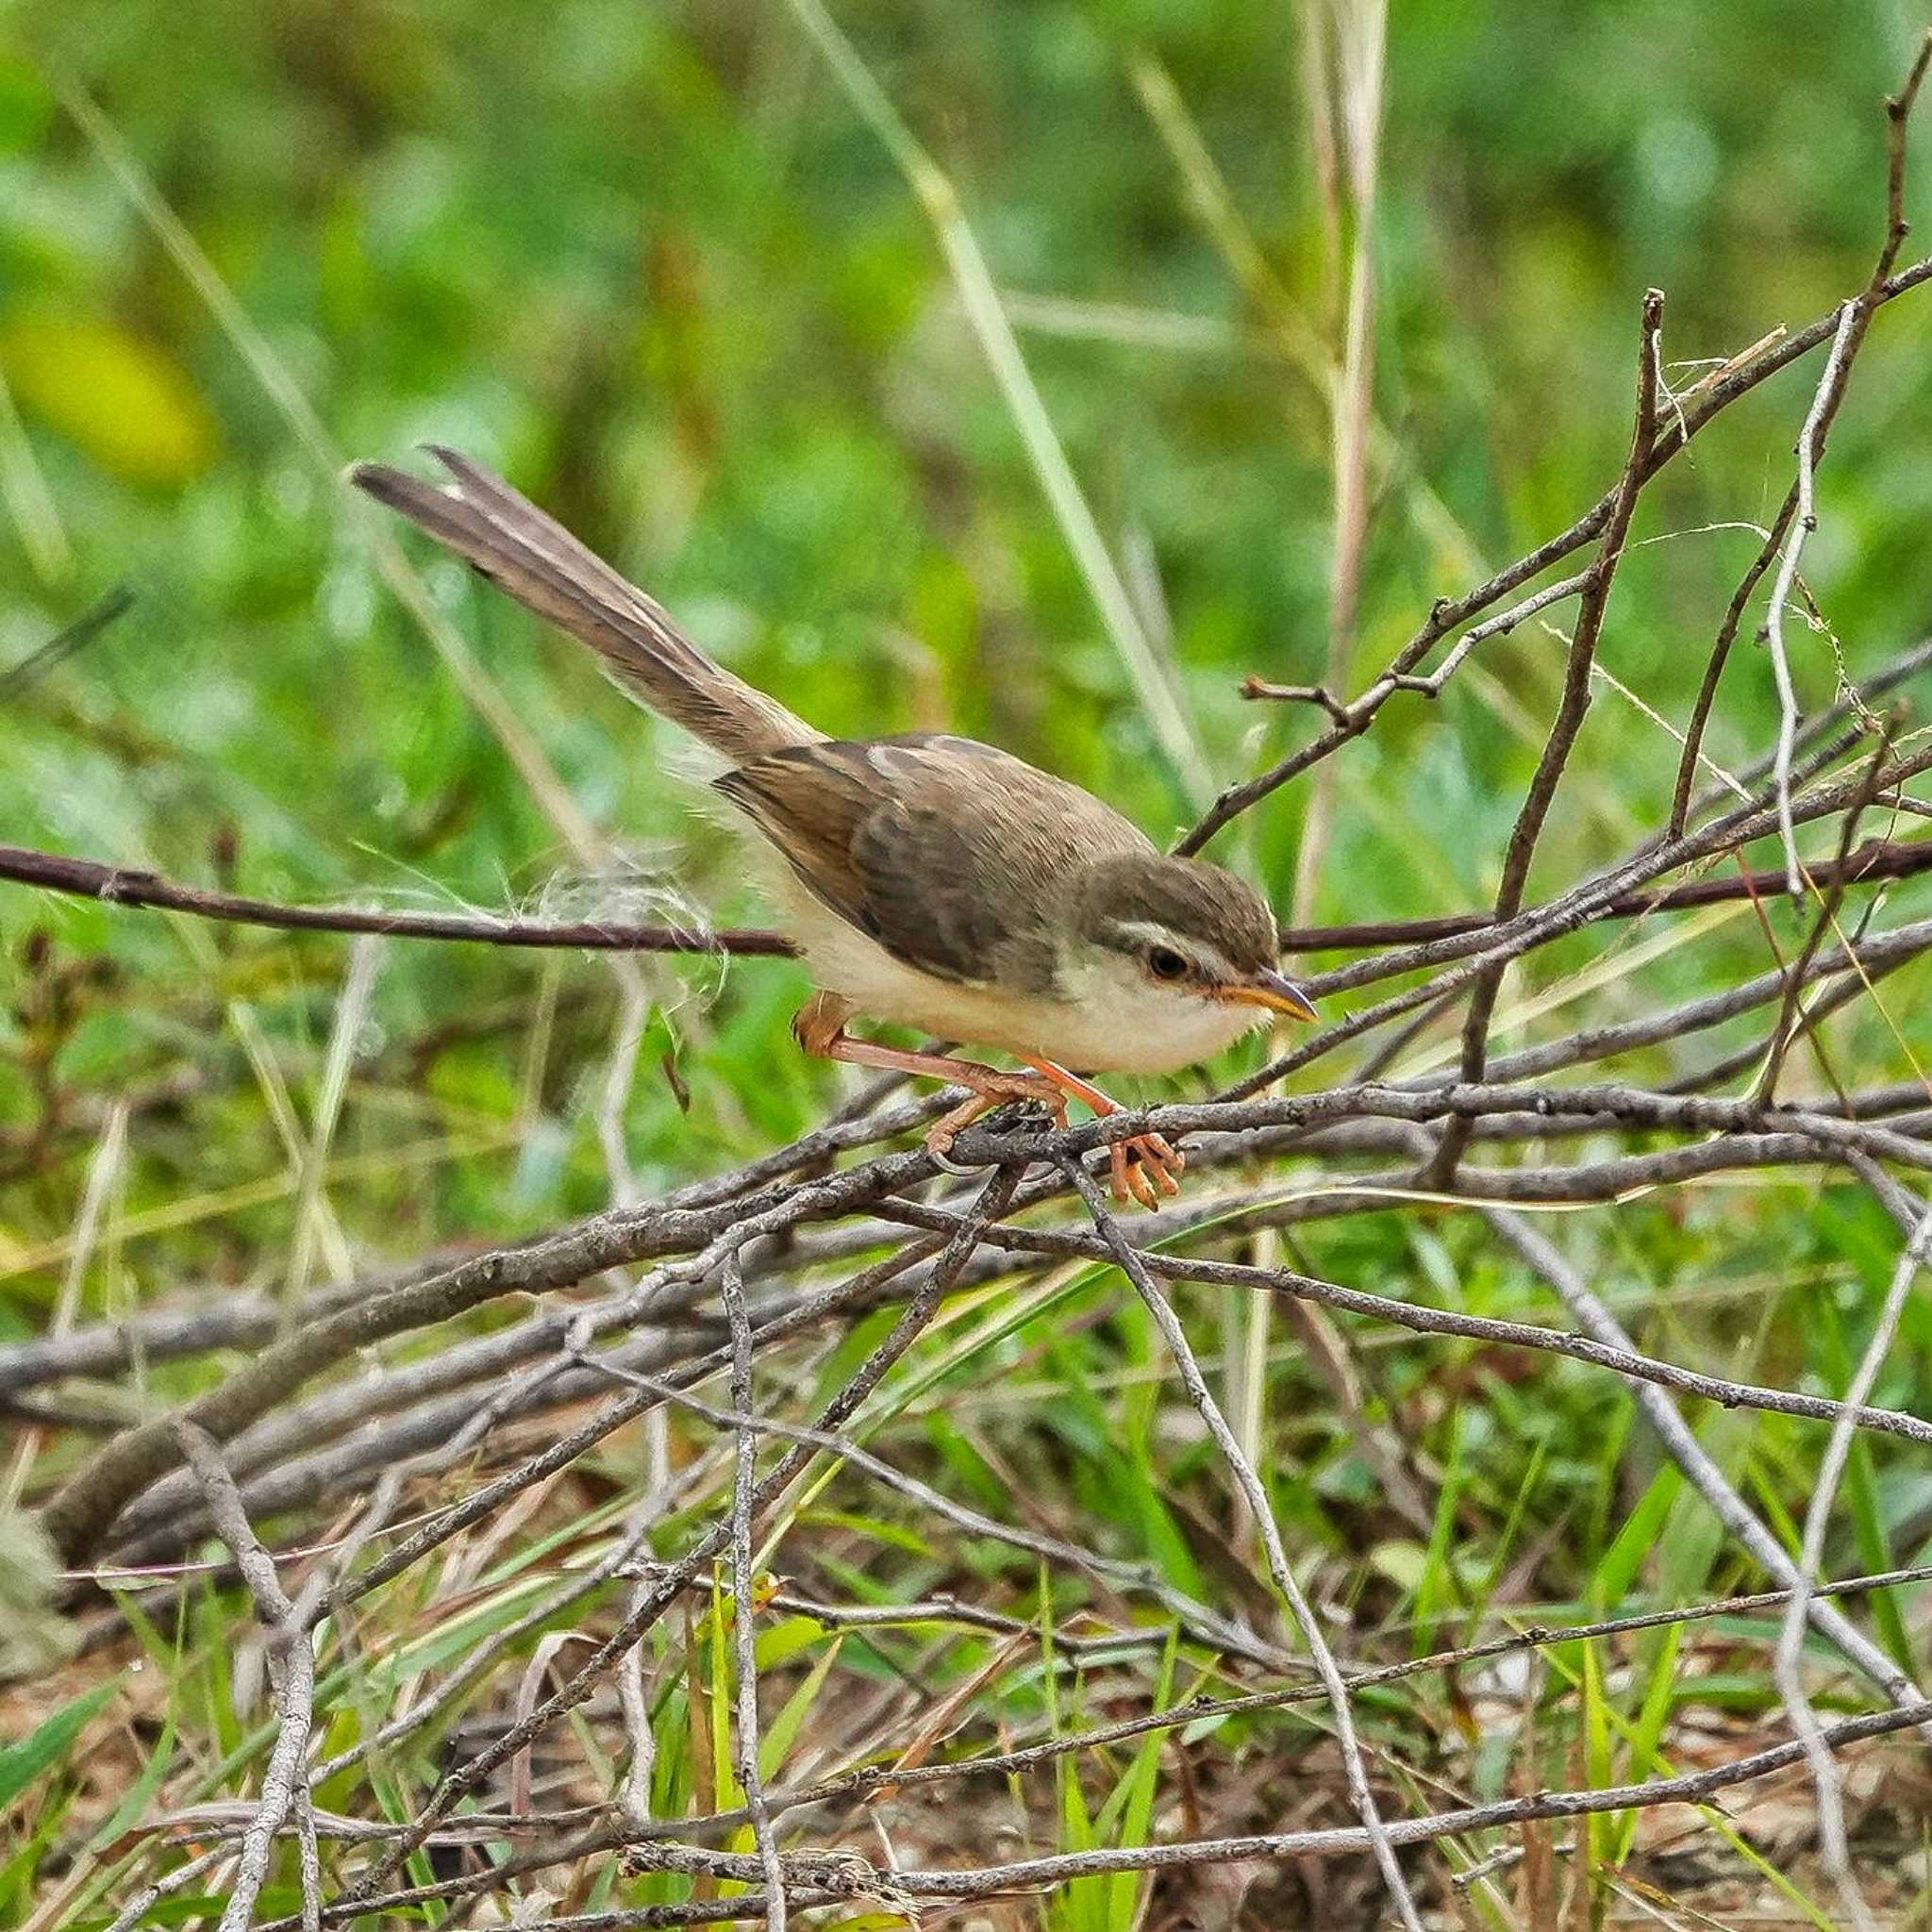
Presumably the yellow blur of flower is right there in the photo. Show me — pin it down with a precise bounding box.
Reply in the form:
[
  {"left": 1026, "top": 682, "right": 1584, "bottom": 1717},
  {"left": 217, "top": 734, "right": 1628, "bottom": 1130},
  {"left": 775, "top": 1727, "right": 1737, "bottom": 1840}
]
[{"left": 1, "top": 309, "right": 218, "bottom": 488}]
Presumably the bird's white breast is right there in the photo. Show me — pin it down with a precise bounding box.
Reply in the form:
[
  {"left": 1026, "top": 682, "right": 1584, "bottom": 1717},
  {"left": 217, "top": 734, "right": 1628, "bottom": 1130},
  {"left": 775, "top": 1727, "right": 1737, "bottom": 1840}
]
[{"left": 768, "top": 867, "right": 1263, "bottom": 1075}]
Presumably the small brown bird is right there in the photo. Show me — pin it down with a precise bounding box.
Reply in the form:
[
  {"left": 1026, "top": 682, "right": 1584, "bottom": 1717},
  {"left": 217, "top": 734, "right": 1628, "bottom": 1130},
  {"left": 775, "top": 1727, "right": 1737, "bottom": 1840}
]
[{"left": 352, "top": 449, "right": 1315, "bottom": 1205}]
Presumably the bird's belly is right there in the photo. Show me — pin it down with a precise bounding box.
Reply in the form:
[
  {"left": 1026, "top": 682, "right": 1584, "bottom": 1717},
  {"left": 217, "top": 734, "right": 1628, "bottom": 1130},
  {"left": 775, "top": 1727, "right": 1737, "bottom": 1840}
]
[{"left": 775, "top": 875, "right": 1260, "bottom": 1075}]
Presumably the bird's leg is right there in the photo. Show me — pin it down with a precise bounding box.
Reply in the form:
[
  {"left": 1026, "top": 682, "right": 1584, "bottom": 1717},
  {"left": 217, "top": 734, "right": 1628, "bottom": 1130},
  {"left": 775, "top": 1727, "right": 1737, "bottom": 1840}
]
[
  {"left": 1021, "top": 1058, "right": 1184, "bottom": 1210},
  {"left": 793, "top": 992, "right": 1067, "bottom": 1161}
]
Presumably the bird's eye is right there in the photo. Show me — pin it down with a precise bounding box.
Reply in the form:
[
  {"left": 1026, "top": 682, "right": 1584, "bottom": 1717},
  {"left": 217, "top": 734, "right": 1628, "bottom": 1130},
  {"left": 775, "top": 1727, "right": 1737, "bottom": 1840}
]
[{"left": 1147, "top": 946, "right": 1190, "bottom": 982}]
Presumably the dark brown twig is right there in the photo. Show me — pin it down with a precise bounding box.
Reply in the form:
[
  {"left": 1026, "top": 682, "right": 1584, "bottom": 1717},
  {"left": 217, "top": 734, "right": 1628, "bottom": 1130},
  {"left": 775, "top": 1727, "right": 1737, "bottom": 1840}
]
[
  {"left": 1754, "top": 731, "right": 1895, "bottom": 1105},
  {"left": 1422, "top": 291, "right": 1664, "bottom": 1190},
  {"left": 7, "top": 826, "right": 1927, "bottom": 970},
  {"left": 0, "top": 841, "right": 796, "bottom": 958}
]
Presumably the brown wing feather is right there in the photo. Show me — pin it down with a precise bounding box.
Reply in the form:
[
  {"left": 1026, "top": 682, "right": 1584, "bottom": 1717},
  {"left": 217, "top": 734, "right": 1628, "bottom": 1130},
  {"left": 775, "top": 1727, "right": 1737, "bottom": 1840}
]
[{"left": 714, "top": 734, "right": 1149, "bottom": 990}]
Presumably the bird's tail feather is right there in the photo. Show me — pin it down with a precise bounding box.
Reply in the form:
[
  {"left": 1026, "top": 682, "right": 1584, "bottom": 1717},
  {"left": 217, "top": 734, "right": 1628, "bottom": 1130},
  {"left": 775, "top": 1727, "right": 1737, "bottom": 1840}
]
[{"left": 350, "top": 446, "right": 822, "bottom": 764}]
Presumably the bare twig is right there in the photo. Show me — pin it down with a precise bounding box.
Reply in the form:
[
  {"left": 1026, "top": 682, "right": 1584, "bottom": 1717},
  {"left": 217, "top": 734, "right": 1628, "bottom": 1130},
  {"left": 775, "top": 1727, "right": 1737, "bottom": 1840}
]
[
  {"left": 0, "top": 841, "right": 794, "bottom": 957},
  {"left": 1424, "top": 290, "right": 1664, "bottom": 1189},
  {"left": 1484, "top": 1208, "right": 1929, "bottom": 1717},
  {"left": 1669, "top": 40, "right": 1932, "bottom": 837},
  {"left": 280, "top": 1698, "right": 1932, "bottom": 1923},
  {"left": 1765, "top": 300, "right": 1860, "bottom": 893},
  {"left": 1753, "top": 731, "right": 1893, "bottom": 1104},
  {"left": 9, "top": 827, "right": 1932, "bottom": 966},
  {"left": 1062, "top": 1158, "right": 1425, "bottom": 1932},
  {"left": 168, "top": 1422, "right": 319, "bottom": 1932},
  {"left": 1174, "top": 257, "right": 1932, "bottom": 857},
  {"left": 721, "top": 1250, "right": 788, "bottom": 1930},
  {"left": 1772, "top": 1165, "right": 1932, "bottom": 1929}
]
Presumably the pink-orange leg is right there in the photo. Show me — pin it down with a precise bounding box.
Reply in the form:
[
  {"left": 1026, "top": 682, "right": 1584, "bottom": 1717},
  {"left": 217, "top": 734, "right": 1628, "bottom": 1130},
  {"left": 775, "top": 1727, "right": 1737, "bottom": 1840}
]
[
  {"left": 794, "top": 993, "right": 1067, "bottom": 1160},
  {"left": 1022, "top": 1058, "right": 1184, "bottom": 1211}
]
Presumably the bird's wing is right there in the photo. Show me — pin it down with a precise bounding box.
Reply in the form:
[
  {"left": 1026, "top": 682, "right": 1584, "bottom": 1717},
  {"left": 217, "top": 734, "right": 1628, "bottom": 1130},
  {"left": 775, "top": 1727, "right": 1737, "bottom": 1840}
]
[{"left": 714, "top": 735, "right": 1148, "bottom": 990}]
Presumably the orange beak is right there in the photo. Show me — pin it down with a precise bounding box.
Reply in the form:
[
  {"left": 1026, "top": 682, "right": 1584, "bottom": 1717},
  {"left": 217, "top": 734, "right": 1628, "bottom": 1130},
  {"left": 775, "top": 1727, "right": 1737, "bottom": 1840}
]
[{"left": 1221, "top": 969, "right": 1319, "bottom": 1023}]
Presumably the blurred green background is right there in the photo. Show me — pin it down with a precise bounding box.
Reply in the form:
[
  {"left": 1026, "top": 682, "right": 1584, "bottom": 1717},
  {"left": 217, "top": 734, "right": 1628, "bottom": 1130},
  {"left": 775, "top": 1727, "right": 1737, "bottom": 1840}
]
[{"left": 3, "top": 0, "right": 1929, "bottom": 1238}]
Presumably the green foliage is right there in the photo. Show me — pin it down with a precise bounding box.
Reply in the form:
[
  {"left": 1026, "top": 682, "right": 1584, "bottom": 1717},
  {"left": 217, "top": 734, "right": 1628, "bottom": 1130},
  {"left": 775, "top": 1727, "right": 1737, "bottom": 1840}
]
[{"left": 0, "top": 1686, "right": 114, "bottom": 1813}]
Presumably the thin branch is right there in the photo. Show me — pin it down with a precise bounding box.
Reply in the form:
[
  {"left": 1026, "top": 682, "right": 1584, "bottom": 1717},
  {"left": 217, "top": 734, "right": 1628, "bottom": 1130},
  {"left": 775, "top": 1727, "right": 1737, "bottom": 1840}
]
[
  {"left": 8, "top": 826, "right": 1931, "bottom": 966},
  {"left": 1275, "top": 832, "right": 1932, "bottom": 955},
  {"left": 168, "top": 1422, "right": 318, "bottom": 1932},
  {"left": 1062, "top": 1158, "right": 1426, "bottom": 1932},
  {"left": 0, "top": 842, "right": 794, "bottom": 957},
  {"left": 1669, "top": 42, "right": 1931, "bottom": 837},
  {"left": 721, "top": 1251, "right": 787, "bottom": 1930},
  {"left": 1173, "top": 257, "right": 1932, "bottom": 857},
  {"left": 294, "top": 1698, "right": 1932, "bottom": 1921},
  {"left": 591, "top": 1560, "right": 1932, "bottom": 1857},
  {"left": 1765, "top": 300, "right": 1860, "bottom": 892},
  {"left": 1224, "top": 740, "right": 1932, "bottom": 1099},
  {"left": 242, "top": 1558, "right": 1932, "bottom": 1932},
  {"left": 1667, "top": 496, "right": 1798, "bottom": 838},
  {"left": 875, "top": 1191, "right": 1932, "bottom": 1449},
  {"left": 1753, "top": 731, "right": 1892, "bottom": 1105},
  {"left": 1773, "top": 1165, "right": 1932, "bottom": 1929},
  {"left": 1424, "top": 289, "right": 1664, "bottom": 1189},
  {"left": 1242, "top": 567, "right": 1593, "bottom": 715},
  {"left": 1484, "top": 1207, "right": 1929, "bottom": 1718}
]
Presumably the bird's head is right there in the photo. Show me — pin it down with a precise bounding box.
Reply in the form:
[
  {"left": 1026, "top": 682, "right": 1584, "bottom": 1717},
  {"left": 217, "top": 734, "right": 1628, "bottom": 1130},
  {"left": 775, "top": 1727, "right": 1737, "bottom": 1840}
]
[{"left": 1058, "top": 852, "right": 1315, "bottom": 1071}]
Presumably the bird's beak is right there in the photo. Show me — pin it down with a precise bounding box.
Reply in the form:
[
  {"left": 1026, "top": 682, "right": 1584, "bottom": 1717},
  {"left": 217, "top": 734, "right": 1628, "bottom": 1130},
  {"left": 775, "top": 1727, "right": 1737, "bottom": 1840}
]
[{"left": 1221, "top": 969, "right": 1319, "bottom": 1023}]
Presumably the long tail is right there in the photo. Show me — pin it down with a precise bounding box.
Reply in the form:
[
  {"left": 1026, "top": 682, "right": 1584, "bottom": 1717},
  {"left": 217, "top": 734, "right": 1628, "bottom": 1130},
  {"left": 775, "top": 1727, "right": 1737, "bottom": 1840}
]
[{"left": 350, "top": 447, "right": 822, "bottom": 763}]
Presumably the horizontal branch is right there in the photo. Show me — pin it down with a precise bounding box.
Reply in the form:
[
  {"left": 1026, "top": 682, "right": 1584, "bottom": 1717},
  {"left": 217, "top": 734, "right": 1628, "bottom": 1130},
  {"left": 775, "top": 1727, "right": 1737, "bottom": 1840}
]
[
  {"left": 292, "top": 1698, "right": 1932, "bottom": 1922},
  {"left": 0, "top": 842, "right": 797, "bottom": 958},
  {"left": 1278, "top": 834, "right": 1932, "bottom": 953},
  {"left": 6, "top": 830, "right": 1926, "bottom": 963}
]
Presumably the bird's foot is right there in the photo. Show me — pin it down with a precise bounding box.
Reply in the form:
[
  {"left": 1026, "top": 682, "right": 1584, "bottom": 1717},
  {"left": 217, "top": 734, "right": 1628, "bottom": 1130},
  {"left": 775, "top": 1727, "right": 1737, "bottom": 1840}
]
[
  {"left": 1106, "top": 1131, "right": 1185, "bottom": 1211},
  {"left": 1018, "top": 1058, "right": 1184, "bottom": 1211},
  {"left": 925, "top": 1072, "right": 1068, "bottom": 1170}
]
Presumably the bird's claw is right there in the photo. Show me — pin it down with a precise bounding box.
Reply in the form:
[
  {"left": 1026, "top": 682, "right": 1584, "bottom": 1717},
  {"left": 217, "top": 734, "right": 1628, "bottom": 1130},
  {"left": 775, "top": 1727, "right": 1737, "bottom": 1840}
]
[
  {"left": 925, "top": 1079, "right": 1068, "bottom": 1177},
  {"left": 1107, "top": 1132, "right": 1184, "bottom": 1210},
  {"left": 926, "top": 1141, "right": 986, "bottom": 1178}
]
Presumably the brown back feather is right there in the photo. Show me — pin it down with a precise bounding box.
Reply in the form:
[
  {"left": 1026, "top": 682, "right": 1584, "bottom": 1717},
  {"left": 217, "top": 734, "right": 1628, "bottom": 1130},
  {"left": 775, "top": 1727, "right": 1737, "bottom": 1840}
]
[{"left": 715, "top": 734, "right": 1147, "bottom": 990}]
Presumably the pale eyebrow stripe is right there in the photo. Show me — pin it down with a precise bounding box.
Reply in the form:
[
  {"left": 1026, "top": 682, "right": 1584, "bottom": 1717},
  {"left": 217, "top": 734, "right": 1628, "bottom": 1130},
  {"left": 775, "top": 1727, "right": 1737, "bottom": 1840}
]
[{"left": 1106, "top": 920, "right": 1234, "bottom": 980}]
